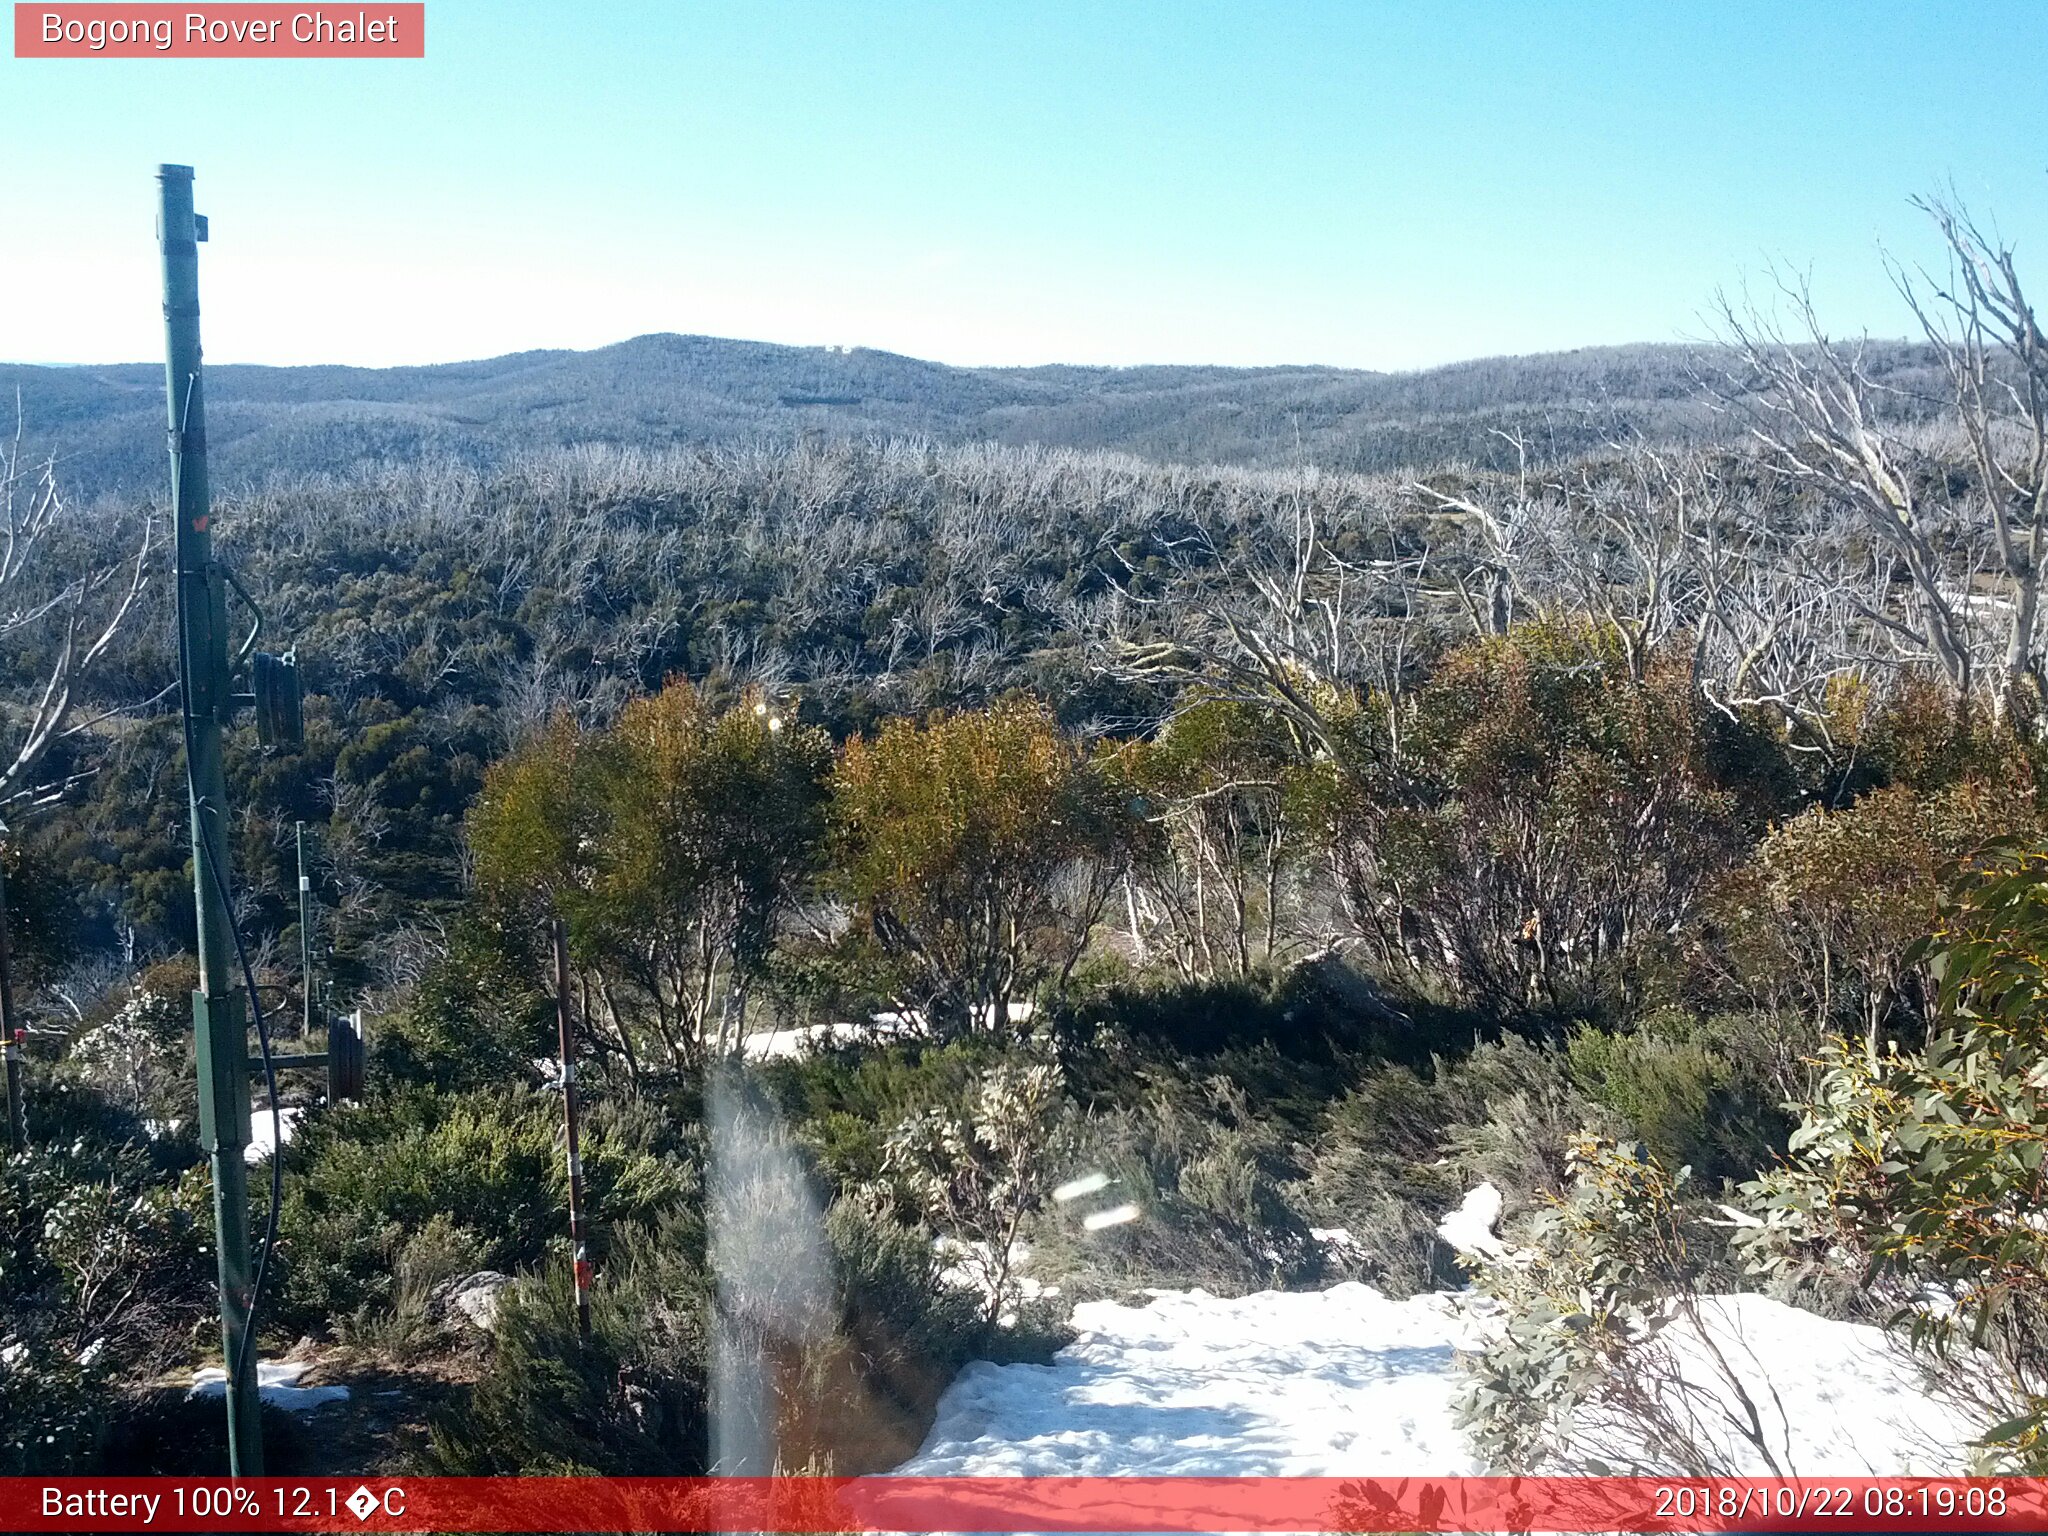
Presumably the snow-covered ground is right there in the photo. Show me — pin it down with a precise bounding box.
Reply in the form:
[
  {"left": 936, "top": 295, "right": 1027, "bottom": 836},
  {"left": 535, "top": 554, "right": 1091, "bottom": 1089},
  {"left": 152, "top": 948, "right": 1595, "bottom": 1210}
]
[
  {"left": 1591, "top": 1290, "right": 1975, "bottom": 1474},
  {"left": 900, "top": 1281, "right": 1980, "bottom": 1478},
  {"left": 244, "top": 1103, "right": 301, "bottom": 1163},
  {"left": 900, "top": 1188, "right": 1985, "bottom": 1478},
  {"left": 742, "top": 1004, "right": 1035, "bottom": 1060},
  {"left": 902, "top": 1283, "right": 1486, "bottom": 1477},
  {"left": 934, "top": 1237, "right": 1063, "bottom": 1326},
  {"left": 188, "top": 1359, "right": 347, "bottom": 1412}
]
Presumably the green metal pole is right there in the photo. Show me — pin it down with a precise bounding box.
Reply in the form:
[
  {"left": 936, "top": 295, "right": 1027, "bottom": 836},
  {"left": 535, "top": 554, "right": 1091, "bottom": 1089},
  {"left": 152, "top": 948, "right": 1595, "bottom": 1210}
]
[{"left": 159, "top": 163, "right": 263, "bottom": 1475}]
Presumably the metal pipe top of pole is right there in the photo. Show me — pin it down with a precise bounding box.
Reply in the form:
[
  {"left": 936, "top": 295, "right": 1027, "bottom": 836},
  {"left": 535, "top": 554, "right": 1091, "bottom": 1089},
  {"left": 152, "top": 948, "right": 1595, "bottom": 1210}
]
[{"left": 157, "top": 167, "right": 201, "bottom": 250}]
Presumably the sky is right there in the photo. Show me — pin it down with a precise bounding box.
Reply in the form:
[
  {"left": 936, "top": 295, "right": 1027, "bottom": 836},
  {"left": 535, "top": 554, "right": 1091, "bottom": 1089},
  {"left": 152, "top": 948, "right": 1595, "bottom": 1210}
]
[{"left": 2, "top": 1, "right": 2044, "bottom": 371}]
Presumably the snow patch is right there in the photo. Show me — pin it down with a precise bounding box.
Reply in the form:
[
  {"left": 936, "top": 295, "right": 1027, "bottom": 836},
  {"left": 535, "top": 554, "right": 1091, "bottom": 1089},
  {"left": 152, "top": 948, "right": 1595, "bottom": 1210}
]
[
  {"left": 188, "top": 1360, "right": 348, "bottom": 1413},
  {"left": 899, "top": 1280, "right": 1979, "bottom": 1478},
  {"left": 901, "top": 1283, "right": 1489, "bottom": 1476},
  {"left": 1435, "top": 1182, "right": 1518, "bottom": 1264},
  {"left": 244, "top": 1104, "right": 301, "bottom": 1164},
  {"left": 934, "top": 1237, "right": 1061, "bottom": 1327},
  {"left": 1556, "top": 1291, "right": 1976, "bottom": 1474}
]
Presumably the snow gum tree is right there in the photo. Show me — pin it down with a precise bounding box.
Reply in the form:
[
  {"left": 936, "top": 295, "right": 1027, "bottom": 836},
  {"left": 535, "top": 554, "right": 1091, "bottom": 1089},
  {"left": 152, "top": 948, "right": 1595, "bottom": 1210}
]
[
  {"left": 1715, "top": 776, "right": 2036, "bottom": 1065},
  {"left": 1302, "top": 621, "right": 1761, "bottom": 1018},
  {"left": 1121, "top": 699, "right": 1303, "bottom": 980},
  {"left": 469, "top": 680, "right": 831, "bottom": 1070},
  {"left": 828, "top": 699, "right": 1140, "bottom": 1036}
]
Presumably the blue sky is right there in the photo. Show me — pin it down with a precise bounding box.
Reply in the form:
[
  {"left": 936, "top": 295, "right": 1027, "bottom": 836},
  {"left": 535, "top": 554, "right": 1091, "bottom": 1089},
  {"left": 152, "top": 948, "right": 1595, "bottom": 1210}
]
[{"left": 3, "top": 1, "right": 2043, "bottom": 369}]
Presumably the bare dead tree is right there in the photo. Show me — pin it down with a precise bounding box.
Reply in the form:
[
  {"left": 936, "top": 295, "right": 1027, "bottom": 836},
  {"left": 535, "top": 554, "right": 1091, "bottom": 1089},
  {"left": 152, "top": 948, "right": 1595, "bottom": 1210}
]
[
  {"left": 1564, "top": 444, "right": 1712, "bottom": 681},
  {"left": 1893, "top": 190, "right": 2048, "bottom": 723},
  {"left": 1108, "top": 473, "right": 1435, "bottom": 761},
  {"left": 1415, "top": 438, "right": 1881, "bottom": 757},
  {"left": 1413, "top": 437, "right": 1708, "bottom": 682},
  {"left": 1688, "top": 489, "right": 1868, "bottom": 750},
  {"left": 0, "top": 407, "right": 157, "bottom": 831},
  {"left": 1409, "top": 434, "right": 1555, "bottom": 641},
  {"left": 1707, "top": 274, "right": 1976, "bottom": 700}
]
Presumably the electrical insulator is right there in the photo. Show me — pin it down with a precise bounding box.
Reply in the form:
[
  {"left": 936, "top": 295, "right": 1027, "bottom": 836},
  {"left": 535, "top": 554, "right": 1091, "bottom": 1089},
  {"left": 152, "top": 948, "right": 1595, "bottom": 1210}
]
[
  {"left": 326, "top": 1009, "right": 364, "bottom": 1103},
  {"left": 252, "top": 651, "right": 303, "bottom": 749}
]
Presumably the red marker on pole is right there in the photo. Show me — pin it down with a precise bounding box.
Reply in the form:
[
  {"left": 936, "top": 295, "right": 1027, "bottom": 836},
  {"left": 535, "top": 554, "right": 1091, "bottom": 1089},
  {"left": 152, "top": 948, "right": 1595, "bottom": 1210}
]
[{"left": 552, "top": 916, "right": 592, "bottom": 1339}]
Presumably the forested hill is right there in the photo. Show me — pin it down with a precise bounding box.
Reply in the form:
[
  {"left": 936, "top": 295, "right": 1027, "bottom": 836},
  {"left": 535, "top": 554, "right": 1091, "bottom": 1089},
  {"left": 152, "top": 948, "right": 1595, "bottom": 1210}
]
[{"left": 2, "top": 332, "right": 1939, "bottom": 495}]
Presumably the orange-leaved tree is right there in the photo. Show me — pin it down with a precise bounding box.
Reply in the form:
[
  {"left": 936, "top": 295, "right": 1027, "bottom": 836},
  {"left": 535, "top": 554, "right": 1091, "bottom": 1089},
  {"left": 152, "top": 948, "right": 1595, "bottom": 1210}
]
[
  {"left": 470, "top": 681, "right": 830, "bottom": 1072},
  {"left": 1718, "top": 777, "right": 2037, "bottom": 1065},
  {"left": 828, "top": 698, "right": 1140, "bottom": 1036}
]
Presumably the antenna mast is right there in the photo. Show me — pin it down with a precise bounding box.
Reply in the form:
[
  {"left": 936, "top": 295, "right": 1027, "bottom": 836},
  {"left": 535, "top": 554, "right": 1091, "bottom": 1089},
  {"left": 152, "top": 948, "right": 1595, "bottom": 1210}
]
[{"left": 159, "top": 162, "right": 264, "bottom": 1475}]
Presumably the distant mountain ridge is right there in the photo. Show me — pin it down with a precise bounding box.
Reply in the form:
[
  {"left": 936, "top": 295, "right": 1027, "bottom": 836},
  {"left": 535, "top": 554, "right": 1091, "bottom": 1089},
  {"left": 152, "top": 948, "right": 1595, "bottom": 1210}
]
[{"left": 1, "top": 331, "right": 1938, "bottom": 496}]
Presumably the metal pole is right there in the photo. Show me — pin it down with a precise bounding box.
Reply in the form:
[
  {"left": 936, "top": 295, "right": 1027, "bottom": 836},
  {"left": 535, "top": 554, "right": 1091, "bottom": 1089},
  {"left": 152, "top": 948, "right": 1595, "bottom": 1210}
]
[
  {"left": 553, "top": 917, "right": 592, "bottom": 1339},
  {"left": 160, "top": 163, "right": 263, "bottom": 1475},
  {"left": 1, "top": 863, "right": 24, "bottom": 1150},
  {"left": 296, "top": 821, "right": 314, "bottom": 1040}
]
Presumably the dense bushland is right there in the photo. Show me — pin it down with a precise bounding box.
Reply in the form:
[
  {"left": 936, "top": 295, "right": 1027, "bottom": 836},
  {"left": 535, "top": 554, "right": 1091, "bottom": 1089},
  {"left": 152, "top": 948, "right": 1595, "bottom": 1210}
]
[{"left": 6, "top": 192, "right": 2048, "bottom": 1474}]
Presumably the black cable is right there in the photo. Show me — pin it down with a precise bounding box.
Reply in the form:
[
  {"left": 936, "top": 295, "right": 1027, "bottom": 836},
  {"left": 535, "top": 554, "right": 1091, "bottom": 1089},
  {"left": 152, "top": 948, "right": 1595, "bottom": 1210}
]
[
  {"left": 196, "top": 829, "right": 283, "bottom": 1398},
  {"left": 177, "top": 650, "right": 283, "bottom": 1400}
]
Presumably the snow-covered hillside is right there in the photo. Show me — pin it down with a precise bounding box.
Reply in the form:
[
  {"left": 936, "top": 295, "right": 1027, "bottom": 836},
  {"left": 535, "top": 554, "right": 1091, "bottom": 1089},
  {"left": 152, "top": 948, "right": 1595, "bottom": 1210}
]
[{"left": 899, "top": 1281, "right": 1982, "bottom": 1478}]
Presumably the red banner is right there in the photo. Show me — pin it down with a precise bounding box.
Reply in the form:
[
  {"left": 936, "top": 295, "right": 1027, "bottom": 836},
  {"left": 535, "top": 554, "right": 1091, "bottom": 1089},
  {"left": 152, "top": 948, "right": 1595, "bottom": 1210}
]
[
  {"left": 3, "top": 1475, "right": 2042, "bottom": 1532},
  {"left": 13, "top": 4, "right": 424, "bottom": 57}
]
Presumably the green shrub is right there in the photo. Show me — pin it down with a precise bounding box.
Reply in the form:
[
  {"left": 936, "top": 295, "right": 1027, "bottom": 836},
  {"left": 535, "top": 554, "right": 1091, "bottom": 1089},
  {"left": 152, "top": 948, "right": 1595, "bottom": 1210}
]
[
  {"left": 469, "top": 681, "right": 832, "bottom": 1070},
  {"left": 378, "top": 917, "right": 553, "bottom": 1094},
  {"left": 1740, "top": 839, "right": 2048, "bottom": 1466},
  {"left": 1437, "top": 1035, "right": 1620, "bottom": 1210},
  {"left": 337, "top": 1213, "right": 487, "bottom": 1359},
  {"left": 760, "top": 1036, "right": 1012, "bottom": 1192},
  {"left": 0, "top": 1345, "right": 109, "bottom": 1474},
  {"left": 428, "top": 1219, "right": 709, "bottom": 1475},
  {"left": 1712, "top": 775, "right": 2035, "bottom": 1058},
  {"left": 1289, "top": 1063, "right": 1468, "bottom": 1295},
  {"left": 881, "top": 1057, "right": 1075, "bottom": 1324},
  {"left": 1067, "top": 956, "right": 1435, "bottom": 1071},
  {"left": 279, "top": 1087, "right": 560, "bottom": 1328},
  {"left": 1294, "top": 1035, "right": 1619, "bottom": 1291},
  {"left": 1031, "top": 1075, "right": 1318, "bottom": 1296},
  {"left": 60, "top": 971, "right": 193, "bottom": 1128},
  {"left": 1, "top": 1138, "right": 212, "bottom": 1472},
  {"left": 1566, "top": 1017, "right": 1790, "bottom": 1185},
  {"left": 1454, "top": 1137, "right": 1753, "bottom": 1475},
  {"left": 279, "top": 1084, "right": 699, "bottom": 1334},
  {"left": 429, "top": 1196, "right": 1020, "bottom": 1478}
]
